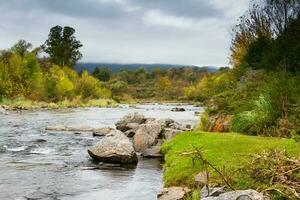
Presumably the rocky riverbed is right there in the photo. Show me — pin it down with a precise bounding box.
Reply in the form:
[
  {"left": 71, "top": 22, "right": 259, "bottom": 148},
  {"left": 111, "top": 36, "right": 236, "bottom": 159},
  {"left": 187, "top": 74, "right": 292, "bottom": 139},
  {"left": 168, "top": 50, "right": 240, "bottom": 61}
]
[{"left": 0, "top": 104, "right": 202, "bottom": 200}]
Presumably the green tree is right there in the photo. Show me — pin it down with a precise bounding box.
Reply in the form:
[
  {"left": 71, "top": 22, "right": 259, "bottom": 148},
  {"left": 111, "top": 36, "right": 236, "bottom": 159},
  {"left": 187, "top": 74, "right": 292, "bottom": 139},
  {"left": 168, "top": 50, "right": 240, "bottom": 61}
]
[
  {"left": 11, "top": 40, "right": 33, "bottom": 57},
  {"left": 43, "top": 25, "right": 82, "bottom": 67},
  {"left": 93, "top": 67, "right": 111, "bottom": 82}
]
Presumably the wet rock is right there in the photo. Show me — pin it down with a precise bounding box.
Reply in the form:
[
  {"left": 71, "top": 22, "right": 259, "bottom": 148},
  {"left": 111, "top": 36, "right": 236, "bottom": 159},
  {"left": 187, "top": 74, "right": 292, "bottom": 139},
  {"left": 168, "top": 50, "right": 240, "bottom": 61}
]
[
  {"left": 115, "top": 113, "right": 146, "bottom": 132},
  {"left": 171, "top": 107, "right": 186, "bottom": 112},
  {"left": 163, "top": 128, "right": 182, "bottom": 141},
  {"left": 133, "top": 122, "right": 162, "bottom": 152},
  {"left": 32, "top": 139, "right": 47, "bottom": 143},
  {"left": 201, "top": 189, "right": 268, "bottom": 200},
  {"left": 88, "top": 130, "right": 138, "bottom": 164},
  {"left": 93, "top": 127, "right": 115, "bottom": 136},
  {"left": 157, "top": 187, "right": 191, "bottom": 200},
  {"left": 141, "top": 145, "right": 163, "bottom": 158},
  {"left": 201, "top": 186, "right": 225, "bottom": 198}
]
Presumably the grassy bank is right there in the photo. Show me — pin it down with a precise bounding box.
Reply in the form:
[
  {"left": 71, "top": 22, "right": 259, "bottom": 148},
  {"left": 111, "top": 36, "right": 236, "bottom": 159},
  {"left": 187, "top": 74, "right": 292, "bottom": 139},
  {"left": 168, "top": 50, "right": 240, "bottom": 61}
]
[
  {"left": 0, "top": 98, "right": 117, "bottom": 110},
  {"left": 161, "top": 132, "right": 300, "bottom": 191}
]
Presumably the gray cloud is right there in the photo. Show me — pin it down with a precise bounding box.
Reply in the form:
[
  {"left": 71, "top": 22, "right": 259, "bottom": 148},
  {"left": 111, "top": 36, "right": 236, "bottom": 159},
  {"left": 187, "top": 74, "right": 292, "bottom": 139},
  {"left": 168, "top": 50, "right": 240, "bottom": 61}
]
[
  {"left": 128, "top": 0, "right": 223, "bottom": 19},
  {"left": 0, "top": 0, "right": 250, "bottom": 66}
]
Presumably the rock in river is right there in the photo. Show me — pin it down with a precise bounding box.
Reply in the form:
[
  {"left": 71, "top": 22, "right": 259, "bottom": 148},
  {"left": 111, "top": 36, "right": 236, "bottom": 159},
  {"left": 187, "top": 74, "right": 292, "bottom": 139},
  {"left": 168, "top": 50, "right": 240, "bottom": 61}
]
[
  {"left": 133, "top": 122, "right": 162, "bottom": 152},
  {"left": 93, "top": 127, "right": 115, "bottom": 136},
  {"left": 115, "top": 112, "right": 146, "bottom": 132},
  {"left": 88, "top": 130, "right": 138, "bottom": 164},
  {"left": 171, "top": 107, "right": 186, "bottom": 112}
]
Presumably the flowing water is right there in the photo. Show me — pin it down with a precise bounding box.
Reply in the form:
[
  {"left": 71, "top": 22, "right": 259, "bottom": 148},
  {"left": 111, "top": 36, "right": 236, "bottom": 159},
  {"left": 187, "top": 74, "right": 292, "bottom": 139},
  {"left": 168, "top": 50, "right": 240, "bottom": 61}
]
[{"left": 0, "top": 104, "right": 203, "bottom": 200}]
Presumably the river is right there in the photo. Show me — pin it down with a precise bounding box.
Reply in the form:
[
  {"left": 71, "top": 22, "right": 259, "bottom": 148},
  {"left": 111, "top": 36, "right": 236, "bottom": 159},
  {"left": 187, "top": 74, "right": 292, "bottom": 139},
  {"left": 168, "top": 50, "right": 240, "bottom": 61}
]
[{"left": 0, "top": 104, "right": 202, "bottom": 200}]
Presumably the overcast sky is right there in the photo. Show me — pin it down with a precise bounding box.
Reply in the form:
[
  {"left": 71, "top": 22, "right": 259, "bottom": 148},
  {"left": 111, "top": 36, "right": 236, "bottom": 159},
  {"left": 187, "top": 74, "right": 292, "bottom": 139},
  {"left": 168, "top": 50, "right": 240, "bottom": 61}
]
[{"left": 0, "top": 0, "right": 250, "bottom": 66}]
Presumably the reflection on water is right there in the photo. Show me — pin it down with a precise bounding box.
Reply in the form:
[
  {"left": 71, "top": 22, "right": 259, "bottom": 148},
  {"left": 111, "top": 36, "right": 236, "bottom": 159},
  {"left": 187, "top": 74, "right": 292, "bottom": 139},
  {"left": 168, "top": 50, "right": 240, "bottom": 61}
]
[{"left": 0, "top": 104, "right": 202, "bottom": 200}]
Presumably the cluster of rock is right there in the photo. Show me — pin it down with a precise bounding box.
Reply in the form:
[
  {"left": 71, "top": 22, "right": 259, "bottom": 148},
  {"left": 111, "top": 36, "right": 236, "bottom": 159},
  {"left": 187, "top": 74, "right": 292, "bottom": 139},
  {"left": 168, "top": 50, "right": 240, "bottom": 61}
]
[
  {"left": 200, "top": 187, "right": 269, "bottom": 200},
  {"left": 157, "top": 186, "right": 269, "bottom": 200},
  {"left": 87, "top": 112, "right": 191, "bottom": 164}
]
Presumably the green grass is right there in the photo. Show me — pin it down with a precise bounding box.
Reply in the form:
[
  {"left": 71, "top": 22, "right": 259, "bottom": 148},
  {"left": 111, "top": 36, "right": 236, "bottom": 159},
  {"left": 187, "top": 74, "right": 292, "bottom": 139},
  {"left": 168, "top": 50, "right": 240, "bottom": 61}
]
[{"left": 161, "top": 131, "right": 300, "bottom": 190}]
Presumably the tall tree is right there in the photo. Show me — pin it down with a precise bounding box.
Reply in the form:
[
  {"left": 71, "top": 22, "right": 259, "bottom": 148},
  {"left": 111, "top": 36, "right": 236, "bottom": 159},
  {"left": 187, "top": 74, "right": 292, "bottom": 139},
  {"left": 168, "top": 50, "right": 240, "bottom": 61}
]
[
  {"left": 43, "top": 25, "right": 82, "bottom": 67},
  {"left": 11, "top": 39, "right": 33, "bottom": 57}
]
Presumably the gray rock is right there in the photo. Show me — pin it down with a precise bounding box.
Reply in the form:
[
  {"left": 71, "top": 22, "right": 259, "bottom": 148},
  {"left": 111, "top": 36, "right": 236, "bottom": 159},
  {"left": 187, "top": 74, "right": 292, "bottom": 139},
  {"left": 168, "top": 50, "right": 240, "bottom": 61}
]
[
  {"left": 163, "top": 128, "right": 182, "bottom": 141},
  {"left": 115, "top": 113, "right": 146, "bottom": 132},
  {"left": 169, "top": 122, "right": 188, "bottom": 131},
  {"left": 133, "top": 122, "right": 162, "bottom": 152},
  {"left": 88, "top": 130, "right": 138, "bottom": 164},
  {"left": 157, "top": 118, "right": 175, "bottom": 128},
  {"left": 171, "top": 107, "right": 186, "bottom": 112},
  {"left": 93, "top": 127, "right": 115, "bottom": 136},
  {"left": 201, "top": 186, "right": 225, "bottom": 198},
  {"left": 141, "top": 145, "right": 162, "bottom": 158},
  {"left": 201, "top": 189, "right": 269, "bottom": 200},
  {"left": 194, "top": 111, "right": 201, "bottom": 116},
  {"left": 157, "top": 187, "right": 191, "bottom": 200},
  {"left": 126, "top": 123, "right": 140, "bottom": 130},
  {"left": 124, "top": 129, "right": 136, "bottom": 137}
]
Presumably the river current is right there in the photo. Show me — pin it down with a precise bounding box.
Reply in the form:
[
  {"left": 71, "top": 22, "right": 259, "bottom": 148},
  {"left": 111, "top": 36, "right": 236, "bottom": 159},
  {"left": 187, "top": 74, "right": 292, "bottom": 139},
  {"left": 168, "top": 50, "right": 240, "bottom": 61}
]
[{"left": 0, "top": 104, "right": 202, "bottom": 200}]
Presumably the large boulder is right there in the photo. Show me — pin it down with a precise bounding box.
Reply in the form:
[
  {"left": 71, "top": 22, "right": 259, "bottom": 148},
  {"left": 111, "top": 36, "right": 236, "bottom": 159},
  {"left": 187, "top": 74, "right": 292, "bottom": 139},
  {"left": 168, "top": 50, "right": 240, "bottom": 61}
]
[
  {"left": 133, "top": 122, "right": 162, "bottom": 152},
  {"left": 201, "top": 189, "right": 269, "bottom": 200},
  {"left": 88, "top": 130, "right": 138, "bottom": 164},
  {"left": 115, "top": 113, "right": 146, "bottom": 132},
  {"left": 157, "top": 187, "right": 191, "bottom": 200}
]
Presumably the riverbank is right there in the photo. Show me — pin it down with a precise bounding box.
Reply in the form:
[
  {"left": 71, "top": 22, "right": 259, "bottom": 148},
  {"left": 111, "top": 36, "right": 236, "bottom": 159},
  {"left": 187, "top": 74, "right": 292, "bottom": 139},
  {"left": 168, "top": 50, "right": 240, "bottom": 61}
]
[
  {"left": 161, "top": 131, "right": 300, "bottom": 199},
  {"left": 0, "top": 98, "right": 117, "bottom": 111}
]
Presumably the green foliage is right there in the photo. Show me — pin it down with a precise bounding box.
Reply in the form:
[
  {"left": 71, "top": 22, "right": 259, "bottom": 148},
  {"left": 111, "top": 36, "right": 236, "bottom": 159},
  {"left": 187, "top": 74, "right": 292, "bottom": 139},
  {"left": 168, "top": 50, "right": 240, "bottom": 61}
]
[
  {"left": 232, "top": 95, "right": 276, "bottom": 135},
  {"left": 197, "top": 111, "right": 210, "bottom": 131},
  {"left": 0, "top": 42, "right": 112, "bottom": 105},
  {"left": 92, "top": 67, "right": 111, "bottom": 82},
  {"left": 43, "top": 25, "right": 82, "bottom": 67}
]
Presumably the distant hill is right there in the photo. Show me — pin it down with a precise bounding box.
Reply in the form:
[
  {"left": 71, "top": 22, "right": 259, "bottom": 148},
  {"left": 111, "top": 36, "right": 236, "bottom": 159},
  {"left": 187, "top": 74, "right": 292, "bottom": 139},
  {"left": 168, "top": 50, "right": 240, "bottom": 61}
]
[{"left": 75, "top": 63, "right": 218, "bottom": 73}]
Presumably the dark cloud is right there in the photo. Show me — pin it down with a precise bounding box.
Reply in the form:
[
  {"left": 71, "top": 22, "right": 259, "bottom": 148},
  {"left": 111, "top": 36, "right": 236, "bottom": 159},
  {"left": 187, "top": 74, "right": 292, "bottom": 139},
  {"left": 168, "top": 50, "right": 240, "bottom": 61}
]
[{"left": 0, "top": 0, "right": 129, "bottom": 20}]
